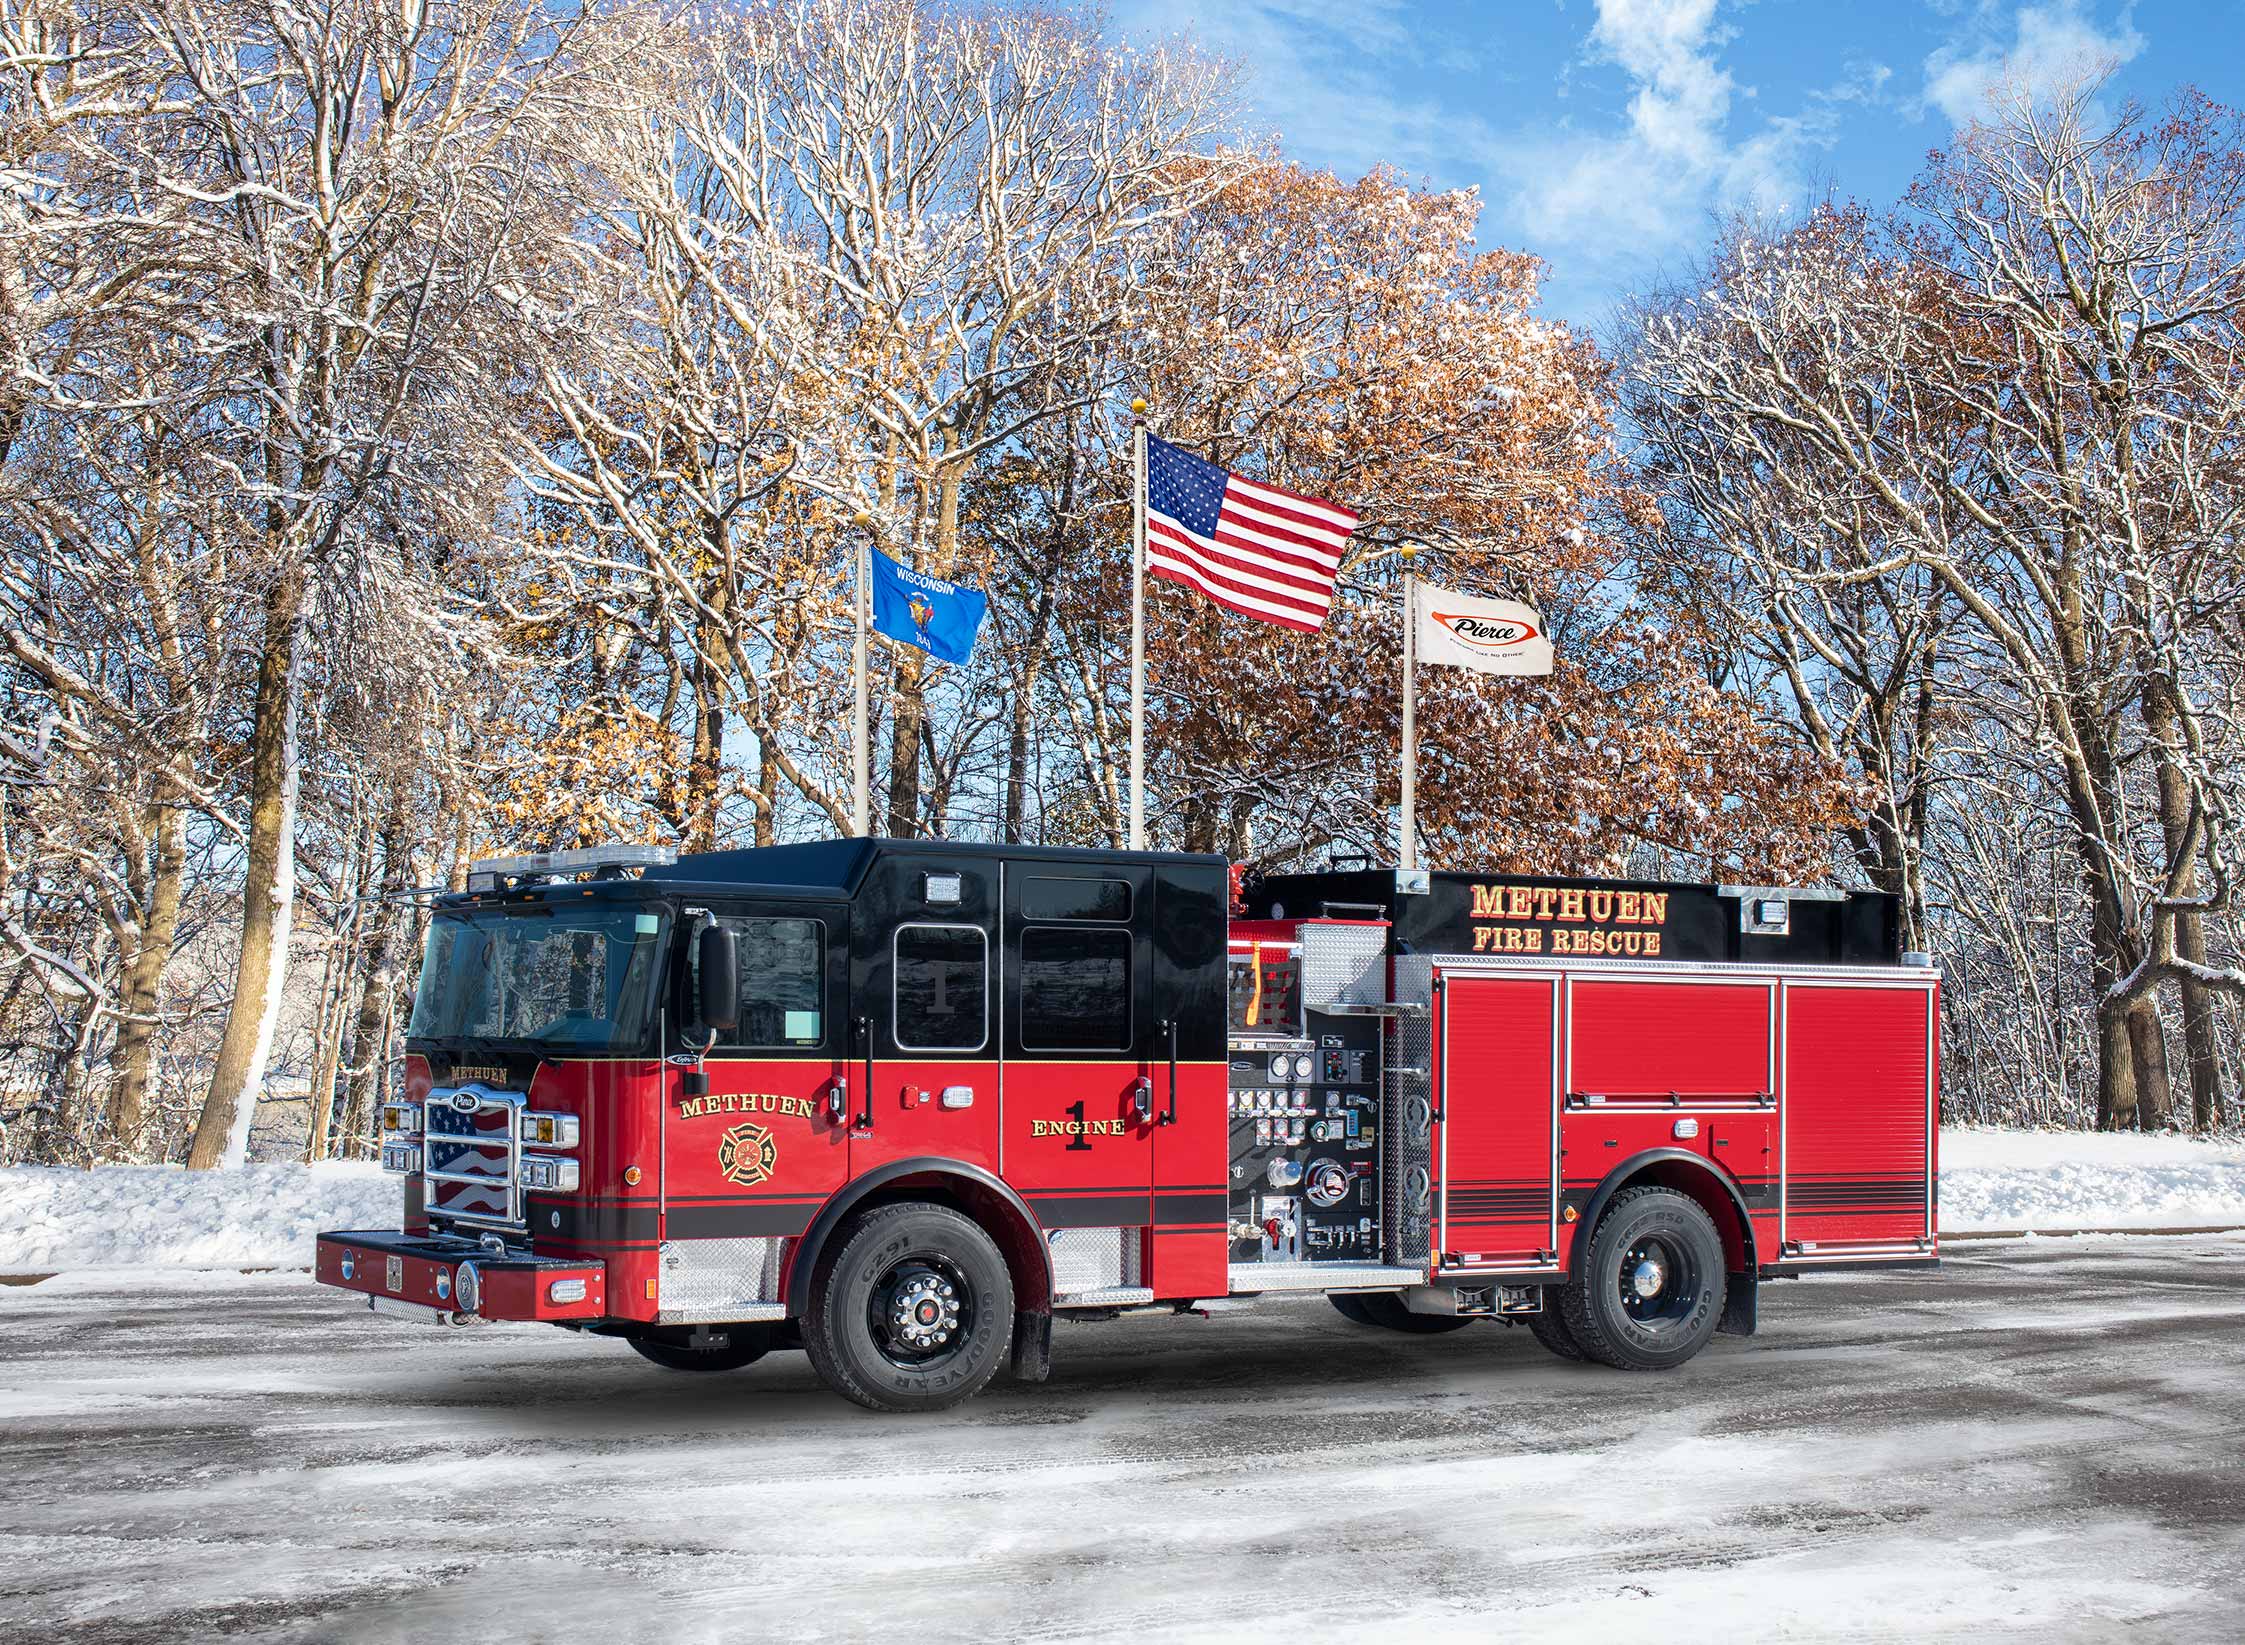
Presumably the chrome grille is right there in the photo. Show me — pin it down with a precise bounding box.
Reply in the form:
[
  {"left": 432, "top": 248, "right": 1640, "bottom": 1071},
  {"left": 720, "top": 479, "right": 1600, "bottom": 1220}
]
[{"left": 422, "top": 1085, "right": 525, "bottom": 1229}]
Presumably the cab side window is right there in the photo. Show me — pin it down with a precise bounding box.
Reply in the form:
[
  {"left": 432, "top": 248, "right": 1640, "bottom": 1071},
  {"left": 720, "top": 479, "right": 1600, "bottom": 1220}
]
[
  {"left": 894, "top": 923, "right": 988, "bottom": 1051},
  {"left": 1019, "top": 927, "right": 1131, "bottom": 1050},
  {"left": 688, "top": 917, "right": 826, "bottom": 1050}
]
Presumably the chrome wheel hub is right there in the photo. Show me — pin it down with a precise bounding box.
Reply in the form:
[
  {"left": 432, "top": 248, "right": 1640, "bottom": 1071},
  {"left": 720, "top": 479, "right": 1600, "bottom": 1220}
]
[
  {"left": 888, "top": 1273, "right": 960, "bottom": 1351},
  {"left": 1629, "top": 1258, "right": 1666, "bottom": 1299}
]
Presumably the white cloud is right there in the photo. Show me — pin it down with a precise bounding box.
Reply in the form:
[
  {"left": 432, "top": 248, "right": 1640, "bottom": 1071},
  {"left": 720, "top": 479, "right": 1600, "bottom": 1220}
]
[
  {"left": 1921, "top": 2, "right": 2146, "bottom": 126},
  {"left": 1501, "top": 1, "right": 1867, "bottom": 271}
]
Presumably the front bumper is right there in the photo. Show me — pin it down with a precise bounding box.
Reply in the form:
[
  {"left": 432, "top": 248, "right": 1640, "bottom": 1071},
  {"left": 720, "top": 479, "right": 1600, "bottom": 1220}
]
[{"left": 316, "top": 1230, "right": 607, "bottom": 1323}]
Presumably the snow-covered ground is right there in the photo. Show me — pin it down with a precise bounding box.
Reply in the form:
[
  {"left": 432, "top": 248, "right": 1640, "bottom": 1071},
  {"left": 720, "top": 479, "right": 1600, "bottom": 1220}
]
[
  {"left": 3, "top": 1240, "right": 2242, "bottom": 1642},
  {"left": 0, "top": 1161, "right": 396, "bottom": 1270},
  {"left": 4, "top": 1129, "right": 2243, "bottom": 1272},
  {"left": 1943, "top": 1127, "right": 2245, "bottom": 1232}
]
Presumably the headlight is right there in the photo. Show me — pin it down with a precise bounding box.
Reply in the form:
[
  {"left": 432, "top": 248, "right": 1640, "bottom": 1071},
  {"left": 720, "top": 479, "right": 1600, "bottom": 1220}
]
[
  {"left": 518, "top": 1154, "right": 580, "bottom": 1192},
  {"left": 517, "top": 1111, "right": 580, "bottom": 1149},
  {"left": 380, "top": 1141, "right": 421, "bottom": 1175}
]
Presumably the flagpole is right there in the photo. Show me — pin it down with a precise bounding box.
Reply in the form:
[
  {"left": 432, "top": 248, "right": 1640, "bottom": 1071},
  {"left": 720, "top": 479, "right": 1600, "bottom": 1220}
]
[
  {"left": 1128, "top": 399, "right": 1148, "bottom": 851},
  {"left": 850, "top": 510, "right": 871, "bottom": 838},
  {"left": 1399, "top": 542, "right": 1418, "bottom": 872}
]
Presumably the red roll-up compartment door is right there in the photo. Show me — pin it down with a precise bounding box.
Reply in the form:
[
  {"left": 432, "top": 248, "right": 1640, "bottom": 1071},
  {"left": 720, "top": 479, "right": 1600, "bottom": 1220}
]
[
  {"left": 1437, "top": 972, "right": 1559, "bottom": 1265},
  {"left": 1783, "top": 983, "right": 1934, "bottom": 1245},
  {"left": 1568, "top": 977, "right": 1773, "bottom": 1104}
]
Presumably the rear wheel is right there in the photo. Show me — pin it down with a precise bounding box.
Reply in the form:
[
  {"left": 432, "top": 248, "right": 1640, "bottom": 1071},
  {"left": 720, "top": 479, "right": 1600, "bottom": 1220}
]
[
  {"left": 626, "top": 1324, "right": 775, "bottom": 1372},
  {"left": 1330, "top": 1291, "right": 1474, "bottom": 1334},
  {"left": 1526, "top": 1296, "right": 1586, "bottom": 1361},
  {"left": 802, "top": 1202, "right": 1014, "bottom": 1413},
  {"left": 1559, "top": 1186, "right": 1726, "bottom": 1371}
]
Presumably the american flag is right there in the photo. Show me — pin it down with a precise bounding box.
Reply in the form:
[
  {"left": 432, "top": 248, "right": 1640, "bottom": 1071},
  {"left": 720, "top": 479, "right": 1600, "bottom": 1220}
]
[{"left": 1143, "top": 434, "right": 1358, "bottom": 632}]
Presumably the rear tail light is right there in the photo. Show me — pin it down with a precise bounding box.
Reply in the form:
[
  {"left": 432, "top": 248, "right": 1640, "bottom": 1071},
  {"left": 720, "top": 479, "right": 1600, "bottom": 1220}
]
[
  {"left": 518, "top": 1154, "right": 580, "bottom": 1192},
  {"left": 517, "top": 1111, "right": 580, "bottom": 1149},
  {"left": 380, "top": 1141, "right": 422, "bottom": 1175}
]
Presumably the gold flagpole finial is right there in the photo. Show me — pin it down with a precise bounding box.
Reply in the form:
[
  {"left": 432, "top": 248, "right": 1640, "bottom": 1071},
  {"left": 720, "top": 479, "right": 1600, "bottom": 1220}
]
[{"left": 1130, "top": 398, "right": 1148, "bottom": 417}]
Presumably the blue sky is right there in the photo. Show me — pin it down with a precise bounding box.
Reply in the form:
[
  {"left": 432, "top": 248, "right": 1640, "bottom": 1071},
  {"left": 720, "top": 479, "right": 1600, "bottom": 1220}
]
[{"left": 1111, "top": 1, "right": 2243, "bottom": 333}]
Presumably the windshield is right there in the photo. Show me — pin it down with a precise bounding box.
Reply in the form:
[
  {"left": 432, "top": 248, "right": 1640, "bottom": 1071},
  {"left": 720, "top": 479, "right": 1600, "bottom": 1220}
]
[{"left": 408, "top": 905, "right": 668, "bottom": 1051}]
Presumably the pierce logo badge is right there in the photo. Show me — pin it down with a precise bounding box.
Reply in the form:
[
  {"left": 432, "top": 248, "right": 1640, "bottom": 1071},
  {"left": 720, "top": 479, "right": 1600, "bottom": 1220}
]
[
  {"left": 716, "top": 1121, "right": 779, "bottom": 1188},
  {"left": 1431, "top": 611, "right": 1540, "bottom": 651}
]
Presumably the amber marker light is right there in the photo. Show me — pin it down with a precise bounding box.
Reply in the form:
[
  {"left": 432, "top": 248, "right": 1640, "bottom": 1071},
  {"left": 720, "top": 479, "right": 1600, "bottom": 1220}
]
[{"left": 622, "top": 1165, "right": 642, "bottom": 1186}]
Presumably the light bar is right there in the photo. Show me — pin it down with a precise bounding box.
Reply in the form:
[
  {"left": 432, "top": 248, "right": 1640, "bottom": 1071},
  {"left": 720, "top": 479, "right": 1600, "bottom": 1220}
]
[
  {"left": 380, "top": 1141, "right": 422, "bottom": 1175},
  {"left": 465, "top": 843, "right": 677, "bottom": 891},
  {"left": 518, "top": 1154, "right": 580, "bottom": 1192},
  {"left": 517, "top": 1110, "right": 580, "bottom": 1149}
]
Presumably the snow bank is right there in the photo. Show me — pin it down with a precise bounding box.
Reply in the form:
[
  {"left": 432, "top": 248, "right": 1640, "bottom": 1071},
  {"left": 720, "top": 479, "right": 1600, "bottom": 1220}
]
[
  {"left": 0, "top": 1163, "right": 397, "bottom": 1271},
  {"left": 1942, "top": 1127, "right": 2245, "bottom": 1232},
  {"left": 5, "top": 1129, "right": 2245, "bottom": 1272}
]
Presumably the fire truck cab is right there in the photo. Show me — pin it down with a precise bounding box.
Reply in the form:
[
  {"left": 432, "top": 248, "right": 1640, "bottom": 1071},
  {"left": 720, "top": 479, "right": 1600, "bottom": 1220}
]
[{"left": 318, "top": 839, "right": 1938, "bottom": 1412}]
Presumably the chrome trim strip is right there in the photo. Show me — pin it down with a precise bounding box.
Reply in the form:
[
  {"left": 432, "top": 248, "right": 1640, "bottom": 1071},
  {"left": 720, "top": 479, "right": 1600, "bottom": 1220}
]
[{"left": 1227, "top": 1262, "right": 1426, "bottom": 1293}]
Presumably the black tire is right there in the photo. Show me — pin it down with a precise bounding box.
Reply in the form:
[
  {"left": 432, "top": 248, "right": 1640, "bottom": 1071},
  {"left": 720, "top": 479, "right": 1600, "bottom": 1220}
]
[
  {"left": 626, "top": 1324, "right": 775, "bottom": 1372},
  {"left": 1559, "top": 1186, "right": 1727, "bottom": 1371},
  {"left": 1329, "top": 1292, "right": 1380, "bottom": 1326},
  {"left": 801, "top": 1202, "right": 1014, "bottom": 1413},
  {"left": 1526, "top": 1297, "right": 1587, "bottom": 1361},
  {"left": 1332, "top": 1290, "right": 1474, "bottom": 1334}
]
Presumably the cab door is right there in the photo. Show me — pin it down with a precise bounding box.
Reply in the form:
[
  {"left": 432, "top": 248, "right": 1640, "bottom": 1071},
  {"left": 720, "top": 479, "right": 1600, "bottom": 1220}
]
[
  {"left": 663, "top": 902, "right": 852, "bottom": 1248},
  {"left": 999, "top": 863, "right": 1157, "bottom": 1231},
  {"left": 855, "top": 853, "right": 1003, "bottom": 1177}
]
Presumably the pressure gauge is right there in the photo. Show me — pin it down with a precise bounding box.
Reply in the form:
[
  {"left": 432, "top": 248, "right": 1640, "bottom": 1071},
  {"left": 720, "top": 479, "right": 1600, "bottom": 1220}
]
[
  {"left": 1305, "top": 1160, "right": 1352, "bottom": 1208},
  {"left": 1268, "top": 1054, "right": 1292, "bottom": 1082},
  {"left": 1293, "top": 1053, "right": 1315, "bottom": 1079}
]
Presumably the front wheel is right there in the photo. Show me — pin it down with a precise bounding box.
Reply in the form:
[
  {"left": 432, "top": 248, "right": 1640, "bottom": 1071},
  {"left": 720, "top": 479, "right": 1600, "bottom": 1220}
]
[
  {"left": 802, "top": 1202, "right": 1015, "bottom": 1413},
  {"left": 1558, "top": 1186, "right": 1726, "bottom": 1371},
  {"left": 626, "top": 1324, "right": 775, "bottom": 1372}
]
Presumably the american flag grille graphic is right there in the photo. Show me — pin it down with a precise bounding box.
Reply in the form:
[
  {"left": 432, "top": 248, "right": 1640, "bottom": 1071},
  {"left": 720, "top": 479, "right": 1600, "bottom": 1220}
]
[{"left": 1144, "top": 434, "right": 1356, "bottom": 632}]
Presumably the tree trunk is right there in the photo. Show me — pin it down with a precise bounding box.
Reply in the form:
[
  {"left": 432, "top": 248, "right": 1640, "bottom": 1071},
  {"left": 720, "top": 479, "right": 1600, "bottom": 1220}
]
[
  {"left": 107, "top": 799, "right": 186, "bottom": 1154},
  {"left": 2143, "top": 671, "right": 2227, "bottom": 1129},
  {"left": 2125, "top": 999, "right": 2174, "bottom": 1130},
  {"left": 2093, "top": 992, "right": 2137, "bottom": 1131},
  {"left": 187, "top": 568, "right": 308, "bottom": 1170},
  {"left": 341, "top": 794, "right": 413, "bottom": 1158}
]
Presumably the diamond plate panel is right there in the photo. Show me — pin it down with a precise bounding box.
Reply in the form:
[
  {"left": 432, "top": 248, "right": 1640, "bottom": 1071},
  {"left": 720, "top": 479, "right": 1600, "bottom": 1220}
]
[
  {"left": 657, "top": 1236, "right": 789, "bottom": 1323},
  {"left": 1301, "top": 922, "right": 1388, "bottom": 1012},
  {"left": 1048, "top": 1226, "right": 1139, "bottom": 1297},
  {"left": 1384, "top": 956, "right": 1436, "bottom": 1264}
]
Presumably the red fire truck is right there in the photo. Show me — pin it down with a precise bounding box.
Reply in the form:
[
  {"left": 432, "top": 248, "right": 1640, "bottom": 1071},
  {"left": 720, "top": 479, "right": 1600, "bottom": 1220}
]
[{"left": 318, "top": 840, "right": 1938, "bottom": 1412}]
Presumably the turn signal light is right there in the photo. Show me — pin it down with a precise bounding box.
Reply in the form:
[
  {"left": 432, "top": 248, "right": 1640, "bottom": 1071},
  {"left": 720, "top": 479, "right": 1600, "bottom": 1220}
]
[
  {"left": 517, "top": 1111, "right": 580, "bottom": 1149},
  {"left": 380, "top": 1103, "right": 419, "bottom": 1135}
]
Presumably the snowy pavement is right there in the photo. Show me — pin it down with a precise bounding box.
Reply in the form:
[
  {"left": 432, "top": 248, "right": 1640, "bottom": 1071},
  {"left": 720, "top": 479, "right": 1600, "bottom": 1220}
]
[{"left": 4, "top": 1240, "right": 2244, "bottom": 1643}]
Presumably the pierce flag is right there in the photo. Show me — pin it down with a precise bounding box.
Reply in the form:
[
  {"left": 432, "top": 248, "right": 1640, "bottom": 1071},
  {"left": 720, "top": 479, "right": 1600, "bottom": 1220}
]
[
  {"left": 1412, "top": 582, "right": 1554, "bottom": 676},
  {"left": 868, "top": 547, "right": 987, "bottom": 667}
]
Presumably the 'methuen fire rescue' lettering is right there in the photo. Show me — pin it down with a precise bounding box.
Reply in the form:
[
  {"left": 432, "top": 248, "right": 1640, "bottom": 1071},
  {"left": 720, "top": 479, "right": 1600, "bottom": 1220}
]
[{"left": 1465, "top": 883, "right": 1668, "bottom": 957}]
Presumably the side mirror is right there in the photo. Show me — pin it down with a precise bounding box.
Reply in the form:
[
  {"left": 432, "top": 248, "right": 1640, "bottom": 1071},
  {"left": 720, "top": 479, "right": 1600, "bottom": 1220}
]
[{"left": 696, "top": 924, "right": 739, "bottom": 1036}]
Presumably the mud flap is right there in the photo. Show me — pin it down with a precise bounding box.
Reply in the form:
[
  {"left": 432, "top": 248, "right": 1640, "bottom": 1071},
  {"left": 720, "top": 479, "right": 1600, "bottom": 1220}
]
[
  {"left": 1718, "top": 1272, "right": 1756, "bottom": 1337},
  {"left": 1009, "top": 1309, "right": 1053, "bottom": 1382}
]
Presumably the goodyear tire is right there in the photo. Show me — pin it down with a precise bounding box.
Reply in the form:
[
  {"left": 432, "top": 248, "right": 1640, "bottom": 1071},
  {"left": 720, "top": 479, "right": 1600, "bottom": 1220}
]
[
  {"left": 802, "top": 1202, "right": 1014, "bottom": 1414},
  {"left": 1525, "top": 1296, "right": 1586, "bottom": 1361},
  {"left": 1559, "top": 1186, "right": 1726, "bottom": 1371},
  {"left": 1331, "top": 1290, "right": 1474, "bottom": 1334},
  {"left": 627, "top": 1325, "right": 774, "bottom": 1372}
]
